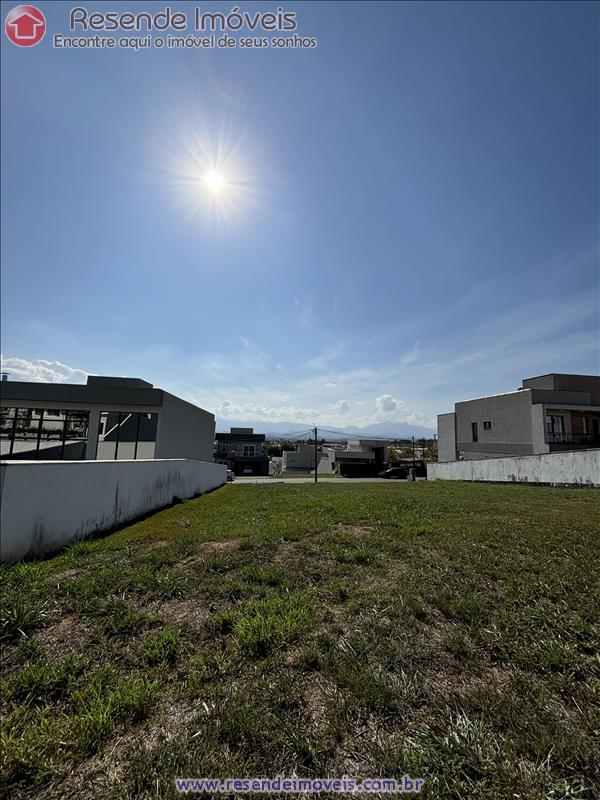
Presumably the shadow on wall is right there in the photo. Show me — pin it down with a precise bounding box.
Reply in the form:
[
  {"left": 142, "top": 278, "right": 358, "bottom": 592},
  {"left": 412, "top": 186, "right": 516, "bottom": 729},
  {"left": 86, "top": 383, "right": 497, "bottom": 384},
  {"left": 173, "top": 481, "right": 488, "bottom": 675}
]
[{"left": 0, "top": 459, "right": 227, "bottom": 562}]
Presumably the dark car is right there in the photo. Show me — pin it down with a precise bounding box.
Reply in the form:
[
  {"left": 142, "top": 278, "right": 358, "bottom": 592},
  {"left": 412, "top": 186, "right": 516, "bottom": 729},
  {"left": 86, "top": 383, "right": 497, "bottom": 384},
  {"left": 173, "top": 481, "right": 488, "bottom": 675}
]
[
  {"left": 379, "top": 466, "right": 409, "bottom": 479},
  {"left": 398, "top": 459, "right": 428, "bottom": 477}
]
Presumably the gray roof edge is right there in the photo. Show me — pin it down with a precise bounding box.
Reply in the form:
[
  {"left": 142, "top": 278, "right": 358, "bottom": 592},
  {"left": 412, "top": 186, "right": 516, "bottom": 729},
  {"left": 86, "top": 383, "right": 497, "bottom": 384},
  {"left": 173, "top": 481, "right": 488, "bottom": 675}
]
[{"left": 0, "top": 381, "right": 163, "bottom": 406}]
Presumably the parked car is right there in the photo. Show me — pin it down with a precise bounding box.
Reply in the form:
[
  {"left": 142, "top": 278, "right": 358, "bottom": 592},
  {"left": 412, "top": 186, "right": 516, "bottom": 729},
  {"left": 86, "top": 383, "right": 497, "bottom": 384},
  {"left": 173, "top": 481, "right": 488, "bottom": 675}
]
[
  {"left": 227, "top": 469, "right": 235, "bottom": 482},
  {"left": 242, "top": 467, "right": 253, "bottom": 475},
  {"left": 398, "top": 459, "right": 428, "bottom": 477},
  {"left": 379, "top": 466, "right": 409, "bottom": 479}
]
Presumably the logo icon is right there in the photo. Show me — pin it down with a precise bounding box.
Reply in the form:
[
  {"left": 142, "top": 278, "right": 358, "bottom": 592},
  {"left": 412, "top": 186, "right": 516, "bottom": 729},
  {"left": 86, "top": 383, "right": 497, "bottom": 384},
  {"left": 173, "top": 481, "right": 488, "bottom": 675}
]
[{"left": 5, "top": 5, "right": 46, "bottom": 46}]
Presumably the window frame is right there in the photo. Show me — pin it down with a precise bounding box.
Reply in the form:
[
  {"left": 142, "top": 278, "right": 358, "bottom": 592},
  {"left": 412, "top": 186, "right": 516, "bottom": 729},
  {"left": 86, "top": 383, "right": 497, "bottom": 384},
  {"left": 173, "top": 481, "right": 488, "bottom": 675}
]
[{"left": 0, "top": 407, "right": 89, "bottom": 460}]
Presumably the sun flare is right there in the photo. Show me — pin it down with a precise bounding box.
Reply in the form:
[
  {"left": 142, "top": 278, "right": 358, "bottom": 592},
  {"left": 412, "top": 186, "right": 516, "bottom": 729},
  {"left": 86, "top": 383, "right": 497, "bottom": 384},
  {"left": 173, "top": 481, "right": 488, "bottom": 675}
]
[
  {"left": 160, "top": 113, "right": 264, "bottom": 231},
  {"left": 205, "top": 170, "right": 225, "bottom": 193}
]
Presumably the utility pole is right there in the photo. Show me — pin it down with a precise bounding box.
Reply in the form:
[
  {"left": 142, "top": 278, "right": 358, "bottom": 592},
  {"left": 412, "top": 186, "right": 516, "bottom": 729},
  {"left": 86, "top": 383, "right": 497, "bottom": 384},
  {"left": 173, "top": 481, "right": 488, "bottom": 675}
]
[{"left": 314, "top": 426, "right": 318, "bottom": 484}]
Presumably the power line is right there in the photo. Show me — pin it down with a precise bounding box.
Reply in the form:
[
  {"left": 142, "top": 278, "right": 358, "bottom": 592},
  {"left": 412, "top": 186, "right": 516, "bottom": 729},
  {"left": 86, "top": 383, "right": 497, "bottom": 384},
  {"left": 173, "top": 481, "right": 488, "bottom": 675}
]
[
  {"left": 317, "top": 427, "right": 400, "bottom": 441},
  {"left": 265, "top": 428, "right": 315, "bottom": 441}
]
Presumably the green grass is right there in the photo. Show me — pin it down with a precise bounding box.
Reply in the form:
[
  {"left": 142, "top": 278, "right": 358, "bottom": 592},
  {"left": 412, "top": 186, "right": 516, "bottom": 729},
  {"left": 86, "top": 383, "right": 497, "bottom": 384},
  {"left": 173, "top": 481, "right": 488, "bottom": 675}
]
[
  {"left": 231, "top": 592, "right": 313, "bottom": 656},
  {"left": 1, "top": 481, "right": 599, "bottom": 799}
]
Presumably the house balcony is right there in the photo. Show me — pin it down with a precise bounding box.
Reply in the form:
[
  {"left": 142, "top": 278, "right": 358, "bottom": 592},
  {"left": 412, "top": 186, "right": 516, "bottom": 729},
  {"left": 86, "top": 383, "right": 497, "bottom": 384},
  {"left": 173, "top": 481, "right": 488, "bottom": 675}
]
[{"left": 546, "top": 432, "right": 600, "bottom": 447}]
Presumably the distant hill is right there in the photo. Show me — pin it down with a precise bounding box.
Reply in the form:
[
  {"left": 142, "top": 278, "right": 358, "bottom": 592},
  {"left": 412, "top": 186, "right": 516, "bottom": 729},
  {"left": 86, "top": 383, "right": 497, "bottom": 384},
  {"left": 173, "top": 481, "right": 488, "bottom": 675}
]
[{"left": 215, "top": 417, "right": 435, "bottom": 439}]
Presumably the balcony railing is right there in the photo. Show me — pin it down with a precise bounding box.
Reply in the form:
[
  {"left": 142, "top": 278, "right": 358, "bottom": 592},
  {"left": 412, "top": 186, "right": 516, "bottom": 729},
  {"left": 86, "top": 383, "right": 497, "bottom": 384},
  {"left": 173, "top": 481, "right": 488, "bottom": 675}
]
[{"left": 546, "top": 432, "right": 600, "bottom": 445}]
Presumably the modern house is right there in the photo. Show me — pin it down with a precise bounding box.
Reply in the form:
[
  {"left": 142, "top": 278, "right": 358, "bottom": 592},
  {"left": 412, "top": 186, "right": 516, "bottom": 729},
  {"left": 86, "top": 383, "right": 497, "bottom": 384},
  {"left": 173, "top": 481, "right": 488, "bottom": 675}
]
[
  {"left": 0, "top": 375, "right": 215, "bottom": 462},
  {"left": 214, "top": 427, "right": 270, "bottom": 476},
  {"left": 282, "top": 442, "right": 321, "bottom": 472},
  {"left": 318, "top": 438, "right": 389, "bottom": 477},
  {"left": 437, "top": 373, "right": 600, "bottom": 462}
]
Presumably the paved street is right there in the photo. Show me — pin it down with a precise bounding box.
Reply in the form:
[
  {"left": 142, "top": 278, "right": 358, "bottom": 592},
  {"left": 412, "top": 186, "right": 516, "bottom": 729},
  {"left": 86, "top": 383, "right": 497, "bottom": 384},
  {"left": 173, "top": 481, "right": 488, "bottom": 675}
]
[{"left": 233, "top": 476, "right": 423, "bottom": 484}]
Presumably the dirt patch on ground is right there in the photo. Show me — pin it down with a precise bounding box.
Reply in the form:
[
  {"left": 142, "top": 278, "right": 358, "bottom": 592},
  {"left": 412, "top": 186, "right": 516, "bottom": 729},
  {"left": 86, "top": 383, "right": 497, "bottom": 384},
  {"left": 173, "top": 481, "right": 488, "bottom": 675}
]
[
  {"left": 359, "top": 560, "right": 408, "bottom": 595},
  {"left": 461, "top": 666, "right": 512, "bottom": 694},
  {"left": 178, "top": 538, "right": 241, "bottom": 567},
  {"left": 35, "top": 615, "right": 92, "bottom": 658},
  {"left": 333, "top": 523, "right": 376, "bottom": 537},
  {"left": 50, "top": 566, "right": 86, "bottom": 582},
  {"left": 148, "top": 596, "right": 212, "bottom": 630},
  {"left": 271, "top": 541, "right": 300, "bottom": 564},
  {"left": 302, "top": 673, "right": 340, "bottom": 737},
  {"left": 148, "top": 540, "right": 170, "bottom": 549}
]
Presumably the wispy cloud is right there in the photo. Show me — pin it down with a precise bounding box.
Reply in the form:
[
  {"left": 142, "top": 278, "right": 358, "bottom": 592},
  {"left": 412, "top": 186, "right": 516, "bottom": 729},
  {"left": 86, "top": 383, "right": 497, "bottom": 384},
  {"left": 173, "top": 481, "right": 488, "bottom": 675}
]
[
  {"left": 3, "top": 280, "right": 596, "bottom": 435},
  {"left": 219, "top": 399, "right": 318, "bottom": 423},
  {"left": 304, "top": 343, "right": 346, "bottom": 372},
  {"left": 293, "top": 297, "right": 314, "bottom": 329}
]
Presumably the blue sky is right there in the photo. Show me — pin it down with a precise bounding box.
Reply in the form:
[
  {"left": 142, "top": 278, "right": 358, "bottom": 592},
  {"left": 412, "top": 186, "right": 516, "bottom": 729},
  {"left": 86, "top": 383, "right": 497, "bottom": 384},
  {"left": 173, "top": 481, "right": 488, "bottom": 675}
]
[{"left": 1, "top": 0, "right": 598, "bottom": 430}]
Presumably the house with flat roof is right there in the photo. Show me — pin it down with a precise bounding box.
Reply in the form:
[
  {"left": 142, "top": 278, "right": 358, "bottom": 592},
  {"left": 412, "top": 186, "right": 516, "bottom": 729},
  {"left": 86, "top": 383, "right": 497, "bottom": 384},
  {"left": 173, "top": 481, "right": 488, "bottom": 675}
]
[
  {"left": 318, "top": 438, "right": 389, "bottom": 477},
  {"left": 282, "top": 442, "right": 321, "bottom": 472},
  {"left": 438, "top": 373, "right": 600, "bottom": 462},
  {"left": 214, "top": 427, "right": 270, "bottom": 476},
  {"left": 0, "top": 375, "right": 215, "bottom": 462}
]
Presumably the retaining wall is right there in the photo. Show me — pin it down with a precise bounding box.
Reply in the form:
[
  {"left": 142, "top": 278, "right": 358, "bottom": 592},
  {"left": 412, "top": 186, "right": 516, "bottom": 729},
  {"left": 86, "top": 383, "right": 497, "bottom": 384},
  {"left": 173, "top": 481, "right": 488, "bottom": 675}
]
[
  {"left": 0, "top": 459, "right": 226, "bottom": 562},
  {"left": 428, "top": 449, "right": 600, "bottom": 487}
]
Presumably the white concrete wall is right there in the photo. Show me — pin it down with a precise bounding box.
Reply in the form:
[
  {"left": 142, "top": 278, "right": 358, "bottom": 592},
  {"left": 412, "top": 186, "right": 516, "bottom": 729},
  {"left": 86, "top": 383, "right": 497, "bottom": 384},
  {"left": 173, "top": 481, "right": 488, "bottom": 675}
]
[
  {"left": 0, "top": 459, "right": 226, "bottom": 562},
  {"left": 428, "top": 449, "right": 600, "bottom": 487}
]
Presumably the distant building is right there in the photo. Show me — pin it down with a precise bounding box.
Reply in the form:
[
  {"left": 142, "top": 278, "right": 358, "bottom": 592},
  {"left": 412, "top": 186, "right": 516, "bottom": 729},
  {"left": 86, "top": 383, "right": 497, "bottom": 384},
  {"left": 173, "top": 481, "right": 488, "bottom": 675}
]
[
  {"left": 318, "top": 438, "right": 389, "bottom": 476},
  {"left": 0, "top": 376, "right": 215, "bottom": 462},
  {"left": 282, "top": 442, "right": 320, "bottom": 472},
  {"left": 214, "top": 427, "right": 269, "bottom": 476},
  {"left": 438, "top": 373, "right": 600, "bottom": 462}
]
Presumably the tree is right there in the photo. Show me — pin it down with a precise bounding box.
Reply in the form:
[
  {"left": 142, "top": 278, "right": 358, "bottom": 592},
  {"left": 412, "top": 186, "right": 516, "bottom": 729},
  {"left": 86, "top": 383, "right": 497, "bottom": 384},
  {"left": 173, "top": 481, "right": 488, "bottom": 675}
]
[{"left": 387, "top": 445, "right": 402, "bottom": 465}]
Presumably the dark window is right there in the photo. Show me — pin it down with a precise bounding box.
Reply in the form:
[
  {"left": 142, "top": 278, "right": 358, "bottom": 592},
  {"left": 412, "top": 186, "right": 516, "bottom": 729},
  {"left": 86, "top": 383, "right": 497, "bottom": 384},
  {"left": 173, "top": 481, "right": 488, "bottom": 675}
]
[
  {"left": 0, "top": 407, "right": 88, "bottom": 460},
  {"left": 471, "top": 422, "right": 478, "bottom": 442},
  {"left": 0, "top": 407, "right": 17, "bottom": 457},
  {"left": 97, "top": 411, "right": 158, "bottom": 460},
  {"left": 546, "top": 415, "right": 565, "bottom": 434},
  {"left": 483, "top": 421, "right": 492, "bottom": 430}
]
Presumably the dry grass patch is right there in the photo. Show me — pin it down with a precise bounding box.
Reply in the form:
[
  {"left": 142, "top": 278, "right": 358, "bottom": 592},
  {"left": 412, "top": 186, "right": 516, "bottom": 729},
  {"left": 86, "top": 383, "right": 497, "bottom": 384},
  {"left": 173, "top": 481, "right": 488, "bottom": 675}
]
[
  {"left": 178, "top": 537, "right": 241, "bottom": 567},
  {"left": 149, "top": 597, "right": 211, "bottom": 631},
  {"left": 34, "top": 615, "right": 93, "bottom": 660}
]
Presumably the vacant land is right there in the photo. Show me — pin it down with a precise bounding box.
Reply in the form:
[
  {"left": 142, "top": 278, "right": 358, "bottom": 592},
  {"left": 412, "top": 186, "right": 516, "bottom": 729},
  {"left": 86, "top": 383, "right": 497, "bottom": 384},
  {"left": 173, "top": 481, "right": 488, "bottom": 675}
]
[{"left": 1, "top": 482, "right": 599, "bottom": 799}]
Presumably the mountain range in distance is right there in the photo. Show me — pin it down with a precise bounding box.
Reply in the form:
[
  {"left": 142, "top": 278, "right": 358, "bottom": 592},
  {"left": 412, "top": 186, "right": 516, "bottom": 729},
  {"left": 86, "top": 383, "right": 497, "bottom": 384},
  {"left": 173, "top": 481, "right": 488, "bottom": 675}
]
[{"left": 216, "top": 418, "right": 435, "bottom": 440}]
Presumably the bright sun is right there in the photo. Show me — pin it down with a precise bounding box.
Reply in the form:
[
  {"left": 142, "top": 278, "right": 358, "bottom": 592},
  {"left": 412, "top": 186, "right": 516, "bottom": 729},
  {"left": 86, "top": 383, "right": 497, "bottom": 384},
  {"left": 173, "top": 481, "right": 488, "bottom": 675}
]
[{"left": 205, "top": 170, "right": 225, "bottom": 193}]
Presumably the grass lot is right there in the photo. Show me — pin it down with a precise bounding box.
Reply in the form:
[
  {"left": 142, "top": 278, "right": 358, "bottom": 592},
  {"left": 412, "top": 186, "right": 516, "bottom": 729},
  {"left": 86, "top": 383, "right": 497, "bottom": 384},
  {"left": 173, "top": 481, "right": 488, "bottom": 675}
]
[{"left": 1, "top": 482, "right": 599, "bottom": 799}]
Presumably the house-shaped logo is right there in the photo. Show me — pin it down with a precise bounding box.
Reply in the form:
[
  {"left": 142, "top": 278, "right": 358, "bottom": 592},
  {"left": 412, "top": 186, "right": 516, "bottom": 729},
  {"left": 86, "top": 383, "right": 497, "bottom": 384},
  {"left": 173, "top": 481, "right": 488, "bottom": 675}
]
[{"left": 5, "top": 5, "right": 46, "bottom": 47}]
